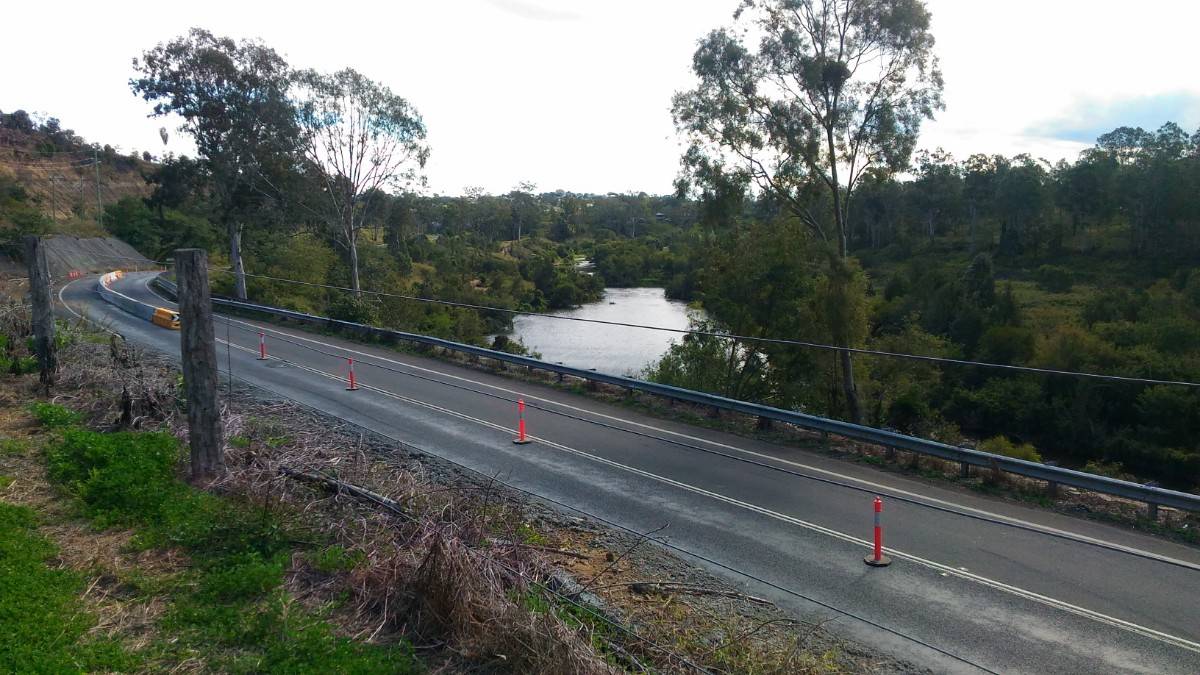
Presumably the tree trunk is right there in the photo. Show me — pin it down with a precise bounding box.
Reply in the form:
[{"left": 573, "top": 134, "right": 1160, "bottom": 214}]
[
  {"left": 968, "top": 204, "right": 978, "bottom": 254},
  {"left": 347, "top": 221, "right": 361, "bottom": 297},
  {"left": 825, "top": 129, "right": 863, "bottom": 424},
  {"left": 228, "top": 222, "right": 247, "bottom": 300}
]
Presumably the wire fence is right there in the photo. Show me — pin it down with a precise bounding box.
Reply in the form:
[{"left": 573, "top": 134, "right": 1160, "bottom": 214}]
[
  {"left": 218, "top": 361, "right": 998, "bottom": 674},
  {"left": 74, "top": 265, "right": 1200, "bottom": 670}
]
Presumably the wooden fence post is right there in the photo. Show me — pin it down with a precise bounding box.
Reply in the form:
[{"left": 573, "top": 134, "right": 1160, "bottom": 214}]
[
  {"left": 23, "top": 236, "right": 56, "bottom": 390},
  {"left": 176, "top": 249, "right": 224, "bottom": 481}
]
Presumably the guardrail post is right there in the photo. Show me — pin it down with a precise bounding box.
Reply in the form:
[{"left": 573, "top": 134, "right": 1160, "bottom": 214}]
[
  {"left": 1143, "top": 485, "right": 1162, "bottom": 521},
  {"left": 1044, "top": 461, "right": 1059, "bottom": 499},
  {"left": 960, "top": 462, "right": 970, "bottom": 479},
  {"left": 175, "top": 248, "right": 224, "bottom": 482},
  {"left": 169, "top": 285, "right": 1200, "bottom": 517},
  {"left": 23, "top": 236, "right": 56, "bottom": 390}
]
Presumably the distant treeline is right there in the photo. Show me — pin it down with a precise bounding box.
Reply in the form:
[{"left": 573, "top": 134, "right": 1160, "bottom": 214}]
[{"left": 6, "top": 98, "right": 1200, "bottom": 487}]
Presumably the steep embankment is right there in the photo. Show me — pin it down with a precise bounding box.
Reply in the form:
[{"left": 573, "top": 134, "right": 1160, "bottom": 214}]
[
  {"left": 0, "top": 123, "right": 153, "bottom": 227},
  {"left": 0, "top": 236, "right": 150, "bottom": 279}
]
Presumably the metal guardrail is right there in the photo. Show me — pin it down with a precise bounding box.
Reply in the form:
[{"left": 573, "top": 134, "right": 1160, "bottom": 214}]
[{"left": 150, "top": 275, "right": 1200, "bottom": 513}]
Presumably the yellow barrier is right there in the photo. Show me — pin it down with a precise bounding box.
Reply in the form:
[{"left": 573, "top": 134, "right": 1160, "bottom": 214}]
[{"left": 151, "top": 307, "right": 180, "bottom": 330}]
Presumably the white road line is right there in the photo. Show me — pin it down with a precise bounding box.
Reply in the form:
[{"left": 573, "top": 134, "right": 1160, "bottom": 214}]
[
  {"left": 169, "top": 291, "right": 1199, "bottom": 572},
  {"left": 215, "top": 336, "right": 1200, "bottom": 655},
  {"left": 81, "top": 277, "right": 1200, "bottom": 654},
  {"left": 57, "top": 276, "right": 120, "bottom": 336}
]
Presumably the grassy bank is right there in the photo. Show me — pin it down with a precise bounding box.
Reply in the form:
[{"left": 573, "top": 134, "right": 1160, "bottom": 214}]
[{"left": 1, "top": 401, "right": 419, "bottom": 673}]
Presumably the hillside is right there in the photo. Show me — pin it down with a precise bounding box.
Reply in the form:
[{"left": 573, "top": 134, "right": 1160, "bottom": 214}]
[
  {"left": 0, "top": 110, "right": 153, "bottom": 229},
  {"left": 0, "top": 236, "right": 151, "bottom": 279}
]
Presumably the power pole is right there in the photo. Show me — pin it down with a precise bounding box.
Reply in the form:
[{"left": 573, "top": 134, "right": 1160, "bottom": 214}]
[
  {"left": 176, "top": 248, "right": 224, "bottom": 481},
  {"left": 23, "top": 236, "right": 56, "bottom": 390},
  {"left": 93, "top": 148, "right": 103, "bottom": 223}
]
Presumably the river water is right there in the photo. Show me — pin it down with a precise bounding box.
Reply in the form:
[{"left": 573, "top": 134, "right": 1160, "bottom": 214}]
[{"left": 509, "top": 288, "right": 703, "bottom": 377}]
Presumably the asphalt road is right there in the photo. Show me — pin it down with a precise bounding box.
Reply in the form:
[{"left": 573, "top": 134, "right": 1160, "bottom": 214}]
[{"left": 60, "top": 272, "right": 1200, "bottom": 674}]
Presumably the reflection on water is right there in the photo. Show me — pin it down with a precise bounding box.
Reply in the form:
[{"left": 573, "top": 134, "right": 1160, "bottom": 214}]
[{"left": 510, "top": 288, "right": 703, "bottom": 377}]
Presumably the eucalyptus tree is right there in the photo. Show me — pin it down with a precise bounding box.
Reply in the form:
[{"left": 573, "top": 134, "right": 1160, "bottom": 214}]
[
  {"left": 672, "top": 0, "right": 943, "bottom": 422},
  {"left": 132, "top": 28, "right": 300, "bottom": 299},
  {"left": 508, "top": 181, "right": 540, "bottom": 241},
  {"left": 293, "top": 68, "right": 429, "bottom": 295},
  {"left": 910, "top": 148, "right": 962, "bottom": 241}
]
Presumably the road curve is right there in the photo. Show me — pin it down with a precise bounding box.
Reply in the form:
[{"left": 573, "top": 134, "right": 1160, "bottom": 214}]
[{"left": 60, "top": 272, "right": 1200, "bottom": 674}]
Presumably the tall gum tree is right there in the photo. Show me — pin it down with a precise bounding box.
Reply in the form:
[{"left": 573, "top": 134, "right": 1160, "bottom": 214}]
[
  {"left": 293, "top": 68, "right": 429, "bottom": 296},
  {"left": 672, "top": 0, "right": 943, "bottom": 422},
  {"left": 132, "top": 28, "right": 299, "bottom": 300}
]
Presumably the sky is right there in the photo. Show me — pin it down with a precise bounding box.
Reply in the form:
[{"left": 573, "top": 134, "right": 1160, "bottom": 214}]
[{"left": 3, "top": 0, "right": 1198, "bottom": 196}]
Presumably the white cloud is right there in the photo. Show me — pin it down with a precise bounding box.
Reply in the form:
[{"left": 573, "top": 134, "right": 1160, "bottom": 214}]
[
  {"left": 2, "top": 0, "right": 1197, "bottom": 194},
  {"left": 483, "top": 0, "right": 584, "bottom": 22}
]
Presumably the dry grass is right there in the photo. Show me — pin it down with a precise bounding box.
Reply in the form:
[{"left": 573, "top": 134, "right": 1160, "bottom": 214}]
[
  {"left": 0, "top": 388, "right": 180, "bottom": 663},
  {"left": 2, "top": 296, "right": 905, "bottom": 673}
]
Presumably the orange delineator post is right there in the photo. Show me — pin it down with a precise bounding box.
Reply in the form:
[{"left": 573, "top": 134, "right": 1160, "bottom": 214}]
[
  {"left": 346, "top": 357, "right": 360, "bottom": 391},
  {"left": 513, "top": 397, "right": 531, "bottom": 444},
  {"left": 864, "top": 496, "right": 891, "bottom": 567},
  {"left": 257, "top": 332, "right": 268, "bottom": 360}
]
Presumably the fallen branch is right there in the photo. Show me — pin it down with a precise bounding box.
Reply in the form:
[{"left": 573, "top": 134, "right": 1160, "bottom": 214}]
[
  {"left": 623, "top": 581, "right": 773, "bottom": 606},
  {"left": 279, "top": 465, "right": 412, "bottom": 521},
  {"left": 489, "top": 539, "right": 591, "bottom": 560}
]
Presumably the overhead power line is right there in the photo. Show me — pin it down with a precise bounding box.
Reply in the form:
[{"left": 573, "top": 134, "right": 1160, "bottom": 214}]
[
  {"left": 198, "top": 267, "right": 1200, "bottom": 389},
  {"left": 216, "top": 361, "right": 997, "bottom": 674},
  {"left": 2, "top": 159, "right": 99, "bottom": 169},
  {"left": 214, "top": 315, "right": 1197, "bottom": 570}
]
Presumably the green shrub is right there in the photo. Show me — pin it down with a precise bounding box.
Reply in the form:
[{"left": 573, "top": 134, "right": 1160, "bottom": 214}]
[
  {"left": 197, "top": 551, "right": 286, "bottom": 601},
  {"left": 977, "top": 326, "right": 1036, "bottom": 365},
  {"left": 46, "top": 428, "right": 180, "bottom": 526},
  {"left": 29, "top": 402, "right": 82, "bottom": 428},
  {"left": 1081, "top": 460, "right": 1135, "bottom": 481},
  {"left": 310, "top": 544, "right": 365, "bottom": 574},
  {"left": 327, "top": 294, "right": 379, "bottom": 325},
  {"left": 0, "top": 437, "right": 29, "bottom": 456},
  {"left": 1035, "top": 265, "right": 1074, "bottom": 293},
  {"left": 0, "top": 502, "right": 139, "bottom": 672},
  {"left": 978, "top": 435, "right": 1042, "bottom": 462},
  {"left": 1082, "top": 288, "right": 1139, "bottom": 326},
  {"left": 142, "top": 488, "right": 291, "bottom": 562},
  {"left": 38, "top": 423, "right": 415, "bottom": 672},
  {"left": 1103, "top": 435, "right": 1200, "bottom": 490}
]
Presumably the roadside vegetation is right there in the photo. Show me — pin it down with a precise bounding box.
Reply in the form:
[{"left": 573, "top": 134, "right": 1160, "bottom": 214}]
[
  {"left": 0, "top": 288, "right": 884, "bottom": 673},
  {"left": 2, "top": 0, "right": 1197, "bottom": 492},
  {"left": 11, "top": 407, "right": 418, "bottom": 672}
]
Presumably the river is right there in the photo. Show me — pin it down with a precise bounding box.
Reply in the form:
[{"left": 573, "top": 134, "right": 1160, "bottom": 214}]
[{"left": 509, "top": 287, "right": 703, "bottom": 377}]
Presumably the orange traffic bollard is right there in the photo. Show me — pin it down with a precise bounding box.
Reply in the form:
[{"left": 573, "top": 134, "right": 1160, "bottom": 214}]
[
  {"left": 864, "top": 496, "right": 891, "bottom": 567},
  {"left": 513, "top": 397, "right": 531, "bottom": 444}
]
